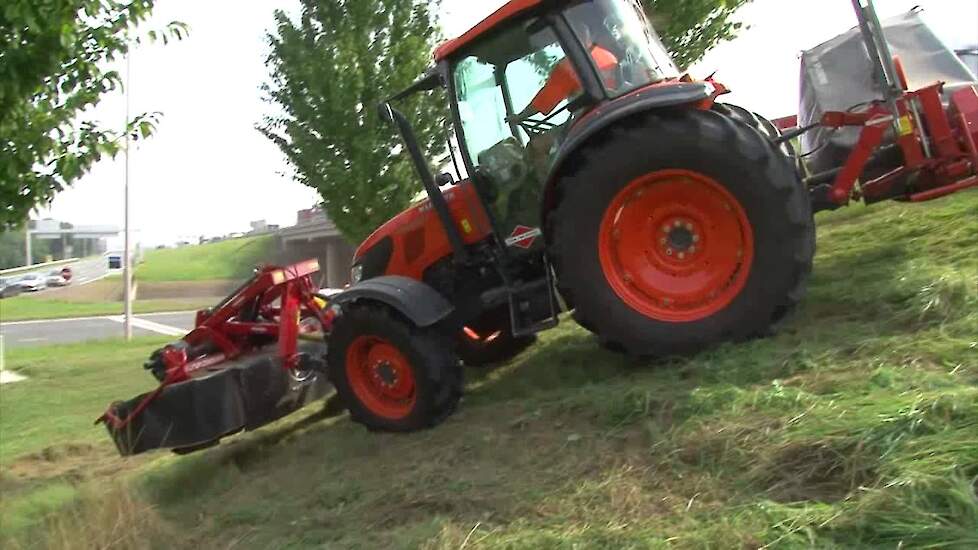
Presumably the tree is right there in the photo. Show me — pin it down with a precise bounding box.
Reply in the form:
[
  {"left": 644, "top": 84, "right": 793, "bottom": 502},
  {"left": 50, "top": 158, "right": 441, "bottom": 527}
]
[
  {"left": 0, "top": 230, "right": 50, "bottom": 270},
  {"left": 0, "top": 1, "right": 185, "bottom": 229},
  {"left": 260, "top": 0, "right": 445, "bottom": 243},
  {"left": 644, "top": 0, "right": 753, "bottom": 70}
]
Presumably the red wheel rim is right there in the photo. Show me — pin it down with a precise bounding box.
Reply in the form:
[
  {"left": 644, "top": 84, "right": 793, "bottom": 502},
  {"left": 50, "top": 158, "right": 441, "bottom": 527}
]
[
  {"left": 598, "top": 169, "right": 754, "bottom": 322},
  {"left": 345, "top": 335, "right": 417, "bottom": 420}
]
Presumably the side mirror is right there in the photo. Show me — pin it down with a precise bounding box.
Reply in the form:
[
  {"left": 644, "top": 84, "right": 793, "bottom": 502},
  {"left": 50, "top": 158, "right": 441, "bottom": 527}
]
[
  {"left": 435, "top": 173, "right": 456, "bottom": 187},
  {"left": 378, "top": 103, "right": 395, "bottom": 125}
]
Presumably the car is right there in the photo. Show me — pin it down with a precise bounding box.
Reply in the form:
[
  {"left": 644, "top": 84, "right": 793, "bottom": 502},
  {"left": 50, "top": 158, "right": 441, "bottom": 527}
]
[
  {"left": 15, "top": 273, "right": 47, "bottom": 292},
  {"left": 106, "top": 251, "right": 123, "bottom": 270},
  {"left": 0, "top": 277, "right": 24, "bottom": 299},
  {"left": 45, "top": 270, "right": 70, "bottom": 287}
]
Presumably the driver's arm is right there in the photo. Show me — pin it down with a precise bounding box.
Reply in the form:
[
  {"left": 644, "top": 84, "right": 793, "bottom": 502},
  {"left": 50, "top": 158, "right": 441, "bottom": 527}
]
[{"left": 514, "top": 58, "right": 581, "bottom": 121}]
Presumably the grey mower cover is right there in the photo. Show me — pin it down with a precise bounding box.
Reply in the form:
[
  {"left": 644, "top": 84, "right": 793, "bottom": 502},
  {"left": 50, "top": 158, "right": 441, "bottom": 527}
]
[{"left": 798, "top": 9, "right": 977, "bottom": 177}]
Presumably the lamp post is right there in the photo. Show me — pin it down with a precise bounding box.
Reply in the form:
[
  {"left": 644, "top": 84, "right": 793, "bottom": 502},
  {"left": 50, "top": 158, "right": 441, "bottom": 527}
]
[{"left": 123, "top": 48, "right": 133, "bottom": 341}]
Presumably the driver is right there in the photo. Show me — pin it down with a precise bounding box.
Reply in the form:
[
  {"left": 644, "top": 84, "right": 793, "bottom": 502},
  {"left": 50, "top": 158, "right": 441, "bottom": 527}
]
[{"left": 508, "top": 21, "right": 619, "bottom": 124}]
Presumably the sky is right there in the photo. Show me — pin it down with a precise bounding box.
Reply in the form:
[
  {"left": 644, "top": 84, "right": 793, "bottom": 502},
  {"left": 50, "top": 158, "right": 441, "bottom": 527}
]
[{"left": 35, "top": 0, "right": 978, "bottom": 248}]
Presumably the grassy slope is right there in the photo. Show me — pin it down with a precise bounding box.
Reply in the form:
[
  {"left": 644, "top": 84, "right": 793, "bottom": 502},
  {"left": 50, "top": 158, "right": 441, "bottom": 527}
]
[
  {"left": 136, "top": 236, "right": 274, "bottom": 282},
  {"left": 3, "top": 192, "right": 977, "bottom": 548}
]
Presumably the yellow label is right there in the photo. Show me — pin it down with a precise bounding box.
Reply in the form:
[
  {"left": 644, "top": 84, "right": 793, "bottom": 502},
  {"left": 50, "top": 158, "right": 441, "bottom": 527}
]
[
  {"left": 461, "top": 219, "right": 473, "bottom": 234},
  {"left": 898, "top": 115, "right": 913, "bottom": 136},
  {"left": 271, "top": 270, "right": 285, "bottom": 285}
]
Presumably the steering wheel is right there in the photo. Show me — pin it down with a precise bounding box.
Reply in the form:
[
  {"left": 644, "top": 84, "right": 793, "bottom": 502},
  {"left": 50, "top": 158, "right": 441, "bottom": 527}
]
[
  {"left": 517, "top": 102, "right": 571, "bottom": 137},
  {"left": 519, "top": 117, "right": 557, "bottom": 137}
]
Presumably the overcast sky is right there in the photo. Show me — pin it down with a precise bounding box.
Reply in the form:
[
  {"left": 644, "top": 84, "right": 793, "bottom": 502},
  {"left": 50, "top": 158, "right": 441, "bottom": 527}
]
[{"left": 35, "top": 0, "right": 978, "bottom": 248}]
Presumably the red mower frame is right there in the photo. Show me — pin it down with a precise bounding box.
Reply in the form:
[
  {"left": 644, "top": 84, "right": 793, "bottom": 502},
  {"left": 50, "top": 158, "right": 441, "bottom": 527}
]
[
  {"left": 99, "top": 259, "right": 335, "bottom": 436},
  {"left": 775, "top": 1, "right": 978, "bottom": 211}
]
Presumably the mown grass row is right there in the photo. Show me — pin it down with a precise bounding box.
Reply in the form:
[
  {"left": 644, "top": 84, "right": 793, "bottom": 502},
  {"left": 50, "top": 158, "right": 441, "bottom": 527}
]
[{"left": 2, "top": 192, "right": 976, "bottom": 548}]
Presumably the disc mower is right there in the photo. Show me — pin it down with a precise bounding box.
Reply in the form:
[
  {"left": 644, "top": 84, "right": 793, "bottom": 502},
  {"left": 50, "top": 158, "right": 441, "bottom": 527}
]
[{"left": 102, "top": 0, "right": 978, "bottom": 453}]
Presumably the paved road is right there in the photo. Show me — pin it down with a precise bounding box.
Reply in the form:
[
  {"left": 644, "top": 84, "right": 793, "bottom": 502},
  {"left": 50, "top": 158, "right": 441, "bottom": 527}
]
[
  {"left": 4, "top": 256, "right": 112, "bottom": 294},
  {"left": 1, "top": 311, "right": 196, "bottom": 348}
]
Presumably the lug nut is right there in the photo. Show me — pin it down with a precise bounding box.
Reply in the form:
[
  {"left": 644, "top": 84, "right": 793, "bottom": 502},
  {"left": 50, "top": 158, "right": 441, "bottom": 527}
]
[
  {"left": 666, "top": 248, "right": 674, "bottom": 256},
  {"left": 678, "top": 252, "right": 686, "bottom": 259},
  {"left": 692, "top": 234, "right": 700, "bottom": 243}
]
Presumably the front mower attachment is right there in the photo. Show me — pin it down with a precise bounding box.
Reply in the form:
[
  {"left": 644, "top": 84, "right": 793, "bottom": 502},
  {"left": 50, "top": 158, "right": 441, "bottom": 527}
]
[
  {"left": 104, "top": 346, "right": 330, "bottom": 456},
  {"left": 98, "top": 260, "right": 338, "bottom": 456}
]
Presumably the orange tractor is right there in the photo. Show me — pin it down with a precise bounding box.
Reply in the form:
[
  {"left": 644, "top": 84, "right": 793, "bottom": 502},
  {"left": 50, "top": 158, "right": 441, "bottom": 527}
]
[{"left": 103, "top": 0, "right": 978, "bottom": 454}]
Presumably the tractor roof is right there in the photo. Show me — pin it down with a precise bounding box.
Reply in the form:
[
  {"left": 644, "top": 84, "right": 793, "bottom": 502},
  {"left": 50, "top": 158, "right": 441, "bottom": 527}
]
[{"left": 433, "top": 0, "right": 547, "bottom": 61}]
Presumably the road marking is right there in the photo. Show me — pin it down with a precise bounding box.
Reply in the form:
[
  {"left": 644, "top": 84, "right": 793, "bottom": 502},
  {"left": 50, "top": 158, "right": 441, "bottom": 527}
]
[
  {"left": 105, "top": 316, "right": 185, "bottom": 337},
  {"left": 17, "top": 338, "right": 48, "bottom": 343},
  {"left": 77, "top": 273, "right": 111, "bottom": 287},
  {"left": 1, "top": 370, "right": 27, "bottom": 385},
  {"left": 1, "top": 311, "right": 195, "bottom": 327},
  {"left": 138, "top": 310, "right": 199, "bottom": 318}
]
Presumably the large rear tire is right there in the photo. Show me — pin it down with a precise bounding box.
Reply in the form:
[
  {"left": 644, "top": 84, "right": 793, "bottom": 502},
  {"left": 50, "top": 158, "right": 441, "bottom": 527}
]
[
  {"left": 549, "top": 109, "right": 814, "bottom": 355},
  {"left": 327, "top": 303, "right": 462, "bottom": 431}
]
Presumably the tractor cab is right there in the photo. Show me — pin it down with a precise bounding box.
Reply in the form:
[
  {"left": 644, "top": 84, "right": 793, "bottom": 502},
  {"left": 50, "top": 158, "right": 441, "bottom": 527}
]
[
  {"left": 447, "top": 0, "right": 679, "bottom": 234},
  {"left": 380, "top": 0, "right": 688, "bottom": 256}
]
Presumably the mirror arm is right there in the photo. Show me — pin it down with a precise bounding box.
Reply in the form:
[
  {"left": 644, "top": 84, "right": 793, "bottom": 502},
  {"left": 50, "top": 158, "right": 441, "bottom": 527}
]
[{"left": 379, "top": 102, "right": 469, "bottom": 263}]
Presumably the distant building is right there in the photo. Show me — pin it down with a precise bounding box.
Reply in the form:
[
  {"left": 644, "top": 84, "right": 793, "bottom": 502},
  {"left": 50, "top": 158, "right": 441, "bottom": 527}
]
[
  {"left": 27, "top": 218, "right": 118, "bottom": 263},
  {"left": 277, "top": 207, "right": 355, "bottom": 288}
]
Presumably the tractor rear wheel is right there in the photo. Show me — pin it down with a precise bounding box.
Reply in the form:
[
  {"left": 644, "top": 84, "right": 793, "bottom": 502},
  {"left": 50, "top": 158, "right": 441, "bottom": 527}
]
[
  {"left": 327, "top": 303, "right": 462, "bottom": 431},
  {"left": 549, "top": 109, "right": 814, "bottom": 355}
]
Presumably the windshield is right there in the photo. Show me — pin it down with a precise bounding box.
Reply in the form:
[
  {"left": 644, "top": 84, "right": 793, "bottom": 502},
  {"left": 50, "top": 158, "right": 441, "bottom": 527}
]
[
  {"left": 452, "top": 19, "right": 572, "bottom": 243},
  {"left": 565, "top": 0, "right": 679, "bottom": 98}
]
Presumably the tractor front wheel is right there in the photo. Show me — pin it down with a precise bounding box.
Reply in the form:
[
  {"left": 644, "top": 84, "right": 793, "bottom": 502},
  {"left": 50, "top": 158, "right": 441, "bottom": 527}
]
[
  {"left": 549, "top": 109, "right": 814, "bottom": 355},
  {"left": 327, "top": 303, "right": 462, "bottom": 431}
]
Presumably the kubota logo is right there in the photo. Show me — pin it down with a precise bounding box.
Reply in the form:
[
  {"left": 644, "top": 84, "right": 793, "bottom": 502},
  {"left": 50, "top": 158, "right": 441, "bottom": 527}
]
[{"left": 505, "top": 225, "right": 542, "bottom": 249}]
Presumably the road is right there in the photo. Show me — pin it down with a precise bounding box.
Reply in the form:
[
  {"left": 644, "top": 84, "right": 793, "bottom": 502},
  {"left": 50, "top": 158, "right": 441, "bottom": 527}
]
[
  {"left": 1, "top": 311, "right": 195, "bottom": 349},
  {"left": 3, "top": 256, "right": 112, "bottom": 293}
]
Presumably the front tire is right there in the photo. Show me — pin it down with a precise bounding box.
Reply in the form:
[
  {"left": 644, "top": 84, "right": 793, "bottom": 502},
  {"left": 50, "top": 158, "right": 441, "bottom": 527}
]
[
  {"left": 327, "top": 303, "right": 462, "bottom": 431},
  {"left": 549, "top": 109, "right": 814, "bottom": 355}
]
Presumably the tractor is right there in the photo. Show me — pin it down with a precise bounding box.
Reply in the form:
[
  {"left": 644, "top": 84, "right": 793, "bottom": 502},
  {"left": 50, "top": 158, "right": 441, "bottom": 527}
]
[{"left": 102, "top": 0, "right": 978, "bottom": 454}]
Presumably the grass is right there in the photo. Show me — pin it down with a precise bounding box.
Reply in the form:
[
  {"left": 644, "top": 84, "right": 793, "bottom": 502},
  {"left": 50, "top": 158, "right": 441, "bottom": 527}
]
[
  {"left": 0, "top": 338, "right": 171, "bottom": 534},
  {"left": 136, "top": 235, "right": 275, "bottom": 282},
  {"left": 2, "top": 191, "right": 977, "bottom": 548}
]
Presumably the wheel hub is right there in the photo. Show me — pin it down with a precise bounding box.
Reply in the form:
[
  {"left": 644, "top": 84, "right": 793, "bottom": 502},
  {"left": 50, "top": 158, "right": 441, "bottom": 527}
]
[
  {"left": 662, "top": 218, "right": 700, "bottom": 258},
  {"left": 373, "top": 361, "right": 398, "bottom": 387},
  {"left": 345, "top": 336, "right": 417, "bottom": 420},
  {"left": 598, "top": 169, "right": 754, "bottom": 322}
]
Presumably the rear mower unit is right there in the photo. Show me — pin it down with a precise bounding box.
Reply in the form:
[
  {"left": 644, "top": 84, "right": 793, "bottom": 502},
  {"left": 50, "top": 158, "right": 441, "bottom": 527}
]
[{"left": 102, "top": 0, "right": 978, "bottom": 453}]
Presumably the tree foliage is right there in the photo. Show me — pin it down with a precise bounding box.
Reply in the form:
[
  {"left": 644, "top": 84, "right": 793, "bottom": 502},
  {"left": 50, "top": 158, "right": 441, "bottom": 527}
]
[
  {"left": 0, "top": 230, "right": 50, "bottom": 270},
  {"left": 260, "top": 0, "right": 445, "bottom": 243},
  {"left": 0, "top": 1, "right": 185, "bottom": 229},
  {"left": 644, "top": 0, "right": 752, "bottom": 70}
]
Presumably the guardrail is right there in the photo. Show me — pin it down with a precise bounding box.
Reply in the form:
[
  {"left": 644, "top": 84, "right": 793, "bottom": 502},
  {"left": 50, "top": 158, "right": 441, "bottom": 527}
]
[{"left": 0, "top": 258, "right": 79, "bottom": 276}]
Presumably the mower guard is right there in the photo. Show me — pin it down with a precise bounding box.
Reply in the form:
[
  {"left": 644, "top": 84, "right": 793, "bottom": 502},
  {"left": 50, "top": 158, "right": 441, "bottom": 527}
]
[{"left": 104, "top": 346, "right": 330, "bottom": 456}]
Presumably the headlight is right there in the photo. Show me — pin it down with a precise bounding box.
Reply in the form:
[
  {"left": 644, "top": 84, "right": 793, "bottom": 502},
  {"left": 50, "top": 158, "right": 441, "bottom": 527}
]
[{"left": 350, "top": 264, "right": 364, "bottom": 284}]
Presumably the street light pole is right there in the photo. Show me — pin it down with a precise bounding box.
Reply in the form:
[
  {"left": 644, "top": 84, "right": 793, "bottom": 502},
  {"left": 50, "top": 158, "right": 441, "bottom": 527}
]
[
  {"left": 123, "top": 48, "right": 133, "bottom": 341},
  {"left": 24, "top": 228, "right": 31, "bottom": 266}
]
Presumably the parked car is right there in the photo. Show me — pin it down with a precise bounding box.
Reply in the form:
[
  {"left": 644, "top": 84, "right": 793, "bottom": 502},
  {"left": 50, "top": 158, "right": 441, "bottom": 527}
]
[
  {"left": 15, "top": 273, "right": 47, "bottom": 292},
  {"left": 45, "top": 270, "right": 70, "bottom": 287},
  {"left": 0, "top": 277, "right": 24, "bottom": 299}
]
